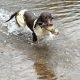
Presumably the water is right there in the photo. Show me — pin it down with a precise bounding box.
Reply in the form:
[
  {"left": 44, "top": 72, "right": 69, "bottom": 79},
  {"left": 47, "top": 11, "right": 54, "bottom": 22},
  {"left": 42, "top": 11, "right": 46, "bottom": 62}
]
[{"left": 0, "top": 0, "right": 80, "bottom": 80}]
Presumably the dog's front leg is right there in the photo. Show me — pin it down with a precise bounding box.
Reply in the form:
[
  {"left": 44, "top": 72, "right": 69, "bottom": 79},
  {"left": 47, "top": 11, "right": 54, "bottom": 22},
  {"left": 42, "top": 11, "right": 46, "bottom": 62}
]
[{"left": 32, "top": 32, "right": 37, "bottom": 42}]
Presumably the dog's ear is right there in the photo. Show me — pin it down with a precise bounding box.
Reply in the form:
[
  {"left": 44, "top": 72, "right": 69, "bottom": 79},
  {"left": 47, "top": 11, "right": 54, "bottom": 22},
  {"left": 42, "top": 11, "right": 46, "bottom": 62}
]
[
  {"left": 34, "top": 21, "right": 43, "bottom": 28},
  {"left": 35, "top": 15, "right": 43, "bottom": 26}
]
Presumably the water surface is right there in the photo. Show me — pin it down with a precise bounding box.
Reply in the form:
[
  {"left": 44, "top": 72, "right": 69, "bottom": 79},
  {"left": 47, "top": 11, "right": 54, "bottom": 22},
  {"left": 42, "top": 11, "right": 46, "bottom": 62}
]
[{"left": 0, "top": 0, "right": 80, "bottom": 80}]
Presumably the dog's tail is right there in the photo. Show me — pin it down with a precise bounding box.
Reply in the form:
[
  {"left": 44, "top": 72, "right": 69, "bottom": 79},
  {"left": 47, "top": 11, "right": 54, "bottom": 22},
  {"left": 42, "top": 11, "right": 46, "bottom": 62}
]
[{"left": 6, "top": 11, "right": 18, "bottom": 22}]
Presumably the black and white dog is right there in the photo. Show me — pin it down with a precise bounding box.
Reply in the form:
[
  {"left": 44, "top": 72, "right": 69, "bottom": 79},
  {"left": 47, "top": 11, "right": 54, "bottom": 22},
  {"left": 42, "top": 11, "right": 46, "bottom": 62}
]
[{"left": 6, "top": 9, "right": 59, "bottom": 42}]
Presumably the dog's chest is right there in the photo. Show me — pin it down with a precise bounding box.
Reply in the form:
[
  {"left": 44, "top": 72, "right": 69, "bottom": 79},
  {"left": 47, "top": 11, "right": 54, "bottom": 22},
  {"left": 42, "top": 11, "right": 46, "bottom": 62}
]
[{"left": 34, "top": 26, "right": 49, "bottom": 38}]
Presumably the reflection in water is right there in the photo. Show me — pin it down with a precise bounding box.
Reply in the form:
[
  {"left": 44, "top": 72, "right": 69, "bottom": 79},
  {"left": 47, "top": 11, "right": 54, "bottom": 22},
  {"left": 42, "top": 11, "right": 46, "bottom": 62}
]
[
  {"left": 34, "top": 62, "right": 56, "bottom": 80},
  {"left": 30, "top": 45, "right": 57, "bottom": 80}
]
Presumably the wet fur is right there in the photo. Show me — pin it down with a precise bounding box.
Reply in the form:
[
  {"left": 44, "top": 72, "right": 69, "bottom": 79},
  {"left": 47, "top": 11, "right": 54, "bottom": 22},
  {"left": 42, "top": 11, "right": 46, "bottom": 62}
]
[
  {"left": 6, "top": 9, "right": 57, "bottom": 42},
  {"left": 6, "top": 9, "right": 37, "bottom": 42}
]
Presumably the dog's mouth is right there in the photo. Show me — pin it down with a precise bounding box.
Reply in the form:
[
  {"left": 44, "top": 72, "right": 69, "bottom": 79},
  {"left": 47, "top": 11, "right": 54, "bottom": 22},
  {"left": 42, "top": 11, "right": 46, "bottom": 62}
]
[
  {"left": 43, "top": 26, "right": 59, "bottom": 35},
  {"left": 37, "top": 22, "right": 59, "bottom": 35}
]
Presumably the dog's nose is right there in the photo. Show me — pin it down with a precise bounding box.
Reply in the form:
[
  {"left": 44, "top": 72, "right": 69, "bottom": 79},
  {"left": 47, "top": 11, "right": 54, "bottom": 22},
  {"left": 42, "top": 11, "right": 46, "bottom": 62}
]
[{"left": 47, "top": 20, "right": 53, "bottom": 26}]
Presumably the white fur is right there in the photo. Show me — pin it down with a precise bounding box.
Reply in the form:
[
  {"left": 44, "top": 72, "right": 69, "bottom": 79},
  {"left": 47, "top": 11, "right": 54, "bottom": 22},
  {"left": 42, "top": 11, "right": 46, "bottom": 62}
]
[
  {"left": 16, "top": 9, "right": 27, "bottom": 27},
  {"left": 54, "top": 28, "right": 59, "bottom": 35},
  {"left": 7, "top": 9, "right": 32, "bottom": 35},
  {"left": 7, "top": 10, "right": 59, "bottom": 41},
  {"left": 34, "top": 25, "right": 53, "bottom": 40},
  {"left": 33, "top": 19, "right": 55, "bottom": 40}
]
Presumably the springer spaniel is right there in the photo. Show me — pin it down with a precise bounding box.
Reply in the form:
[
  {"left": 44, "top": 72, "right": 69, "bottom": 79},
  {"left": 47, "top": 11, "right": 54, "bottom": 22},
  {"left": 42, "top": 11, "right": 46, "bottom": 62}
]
[{"left": 6, "top": 9, "right": 59, "bottom": 42}]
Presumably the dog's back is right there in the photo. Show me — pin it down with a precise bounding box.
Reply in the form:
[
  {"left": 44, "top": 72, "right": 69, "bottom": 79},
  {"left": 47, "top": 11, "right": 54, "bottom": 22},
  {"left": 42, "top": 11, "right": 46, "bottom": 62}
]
[{"left": 6, "top": 9, "right": 36, "bottom": 28}]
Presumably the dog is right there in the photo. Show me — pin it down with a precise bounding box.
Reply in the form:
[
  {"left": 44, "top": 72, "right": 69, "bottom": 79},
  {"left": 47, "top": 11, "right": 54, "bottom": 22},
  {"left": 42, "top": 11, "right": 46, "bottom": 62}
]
[{"left": 6, "top": 9, "right": 59, "bottom": 42}]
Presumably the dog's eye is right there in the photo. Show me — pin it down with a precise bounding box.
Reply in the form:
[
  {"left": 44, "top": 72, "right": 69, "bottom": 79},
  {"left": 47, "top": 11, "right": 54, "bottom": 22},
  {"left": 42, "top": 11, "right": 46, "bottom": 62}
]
[{"left": 45, "top": 17, "right": 47, "bottom": 19}]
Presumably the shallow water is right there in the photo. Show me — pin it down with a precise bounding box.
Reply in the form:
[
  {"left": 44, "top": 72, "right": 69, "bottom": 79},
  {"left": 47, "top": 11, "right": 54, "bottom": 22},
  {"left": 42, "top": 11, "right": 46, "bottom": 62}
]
[{"left": 0, "top": 0, "right": 80, "bottom": 80}]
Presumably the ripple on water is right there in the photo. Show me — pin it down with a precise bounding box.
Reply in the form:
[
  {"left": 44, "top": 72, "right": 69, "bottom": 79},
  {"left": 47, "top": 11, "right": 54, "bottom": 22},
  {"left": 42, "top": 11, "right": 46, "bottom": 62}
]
[{"left": 0, "top": 0, "right": 80, "bottom": 80}]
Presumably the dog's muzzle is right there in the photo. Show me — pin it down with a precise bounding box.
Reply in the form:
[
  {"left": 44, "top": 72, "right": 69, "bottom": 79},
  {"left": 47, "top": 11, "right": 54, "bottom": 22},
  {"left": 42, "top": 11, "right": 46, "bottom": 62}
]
[{"left": 45, "top": 26, "right": 59, "bottom": 35}]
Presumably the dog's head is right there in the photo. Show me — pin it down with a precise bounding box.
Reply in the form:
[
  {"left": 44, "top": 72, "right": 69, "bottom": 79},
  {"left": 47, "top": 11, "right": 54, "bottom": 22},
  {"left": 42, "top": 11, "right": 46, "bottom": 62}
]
[{"left": 35, "top": 12, "right": 59, "bottom": 35}]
